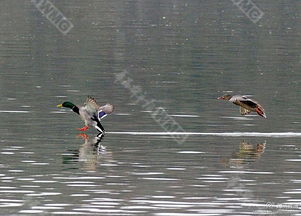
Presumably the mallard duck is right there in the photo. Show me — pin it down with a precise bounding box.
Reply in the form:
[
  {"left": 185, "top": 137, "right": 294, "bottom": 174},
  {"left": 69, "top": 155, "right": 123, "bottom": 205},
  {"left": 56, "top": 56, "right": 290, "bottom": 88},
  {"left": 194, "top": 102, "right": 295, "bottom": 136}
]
[
  {"left": 57, "top": 96, "right": 114, "bottom": 134},
  {"left": 217, "top": 94, "right": 267, "bottom": 118}
]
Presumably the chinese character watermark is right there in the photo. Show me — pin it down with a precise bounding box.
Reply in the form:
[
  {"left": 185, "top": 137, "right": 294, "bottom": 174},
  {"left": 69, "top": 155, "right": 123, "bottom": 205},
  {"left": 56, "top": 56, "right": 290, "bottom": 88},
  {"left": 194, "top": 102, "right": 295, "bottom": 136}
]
[{"left": 115, "top": 70, "right": 189, "bottom": 144}]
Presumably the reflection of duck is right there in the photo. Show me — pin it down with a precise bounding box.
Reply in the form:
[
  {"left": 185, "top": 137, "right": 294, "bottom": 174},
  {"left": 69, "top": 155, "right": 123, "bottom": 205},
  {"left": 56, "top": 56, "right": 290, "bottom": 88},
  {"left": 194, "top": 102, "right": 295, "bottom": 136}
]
[
  {"left": 217, "top": 95, "right": 266, "bottom": 118},
  {"left": 78, "top": 134, "right": 106, "bottom": 170},
  {"left": 222, "top": 141, "right": 266, "bottom": 168},
  {"left": 57, "top": 96, "right": 114, "bottom": 135},
  {"left": 63, "top": 134, "right": 113, "bottom": 171},
  {"left": 77, "top": 133, "right": 106, "bottom": 154}
]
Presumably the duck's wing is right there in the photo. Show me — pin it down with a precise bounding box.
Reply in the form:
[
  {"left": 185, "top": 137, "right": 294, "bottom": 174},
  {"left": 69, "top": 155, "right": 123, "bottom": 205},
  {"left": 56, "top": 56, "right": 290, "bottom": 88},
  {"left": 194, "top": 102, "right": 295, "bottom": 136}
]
[
  {"left": 84, "top": 96, "right": 114, "bottom": 120},
  {"left": 83, "top": 96, "right": 100, "bottom": 114},
  {"left": 239, "top": 106, "right": 252, "bottom": 115},
  {"left": 98, "top": 104, "right": 114, "bottom": 119},
  {"left": 237, "top": 96, "right": 267, "bottom": 118},
  {"left": 234, "top": 96, "right": 258, "bottom": 108}
]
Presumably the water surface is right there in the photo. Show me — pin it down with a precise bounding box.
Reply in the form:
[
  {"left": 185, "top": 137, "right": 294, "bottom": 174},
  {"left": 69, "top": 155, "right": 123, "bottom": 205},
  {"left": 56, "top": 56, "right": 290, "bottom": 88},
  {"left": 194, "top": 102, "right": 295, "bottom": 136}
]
[{"left": 1, "top": 0, "right": 301, "bottom": 215}]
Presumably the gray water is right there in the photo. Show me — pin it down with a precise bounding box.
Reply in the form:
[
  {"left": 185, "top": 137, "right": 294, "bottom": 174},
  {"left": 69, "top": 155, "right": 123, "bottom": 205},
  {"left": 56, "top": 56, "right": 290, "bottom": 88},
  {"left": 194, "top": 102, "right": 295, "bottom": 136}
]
[{"left": 1, "top": 0, "right": 301, "bottom": 215}]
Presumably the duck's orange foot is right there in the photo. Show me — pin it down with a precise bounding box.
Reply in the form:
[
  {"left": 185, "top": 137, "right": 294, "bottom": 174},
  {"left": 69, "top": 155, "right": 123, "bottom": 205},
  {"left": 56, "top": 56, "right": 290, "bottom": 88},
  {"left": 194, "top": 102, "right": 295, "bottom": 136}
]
[
  {"left": 77, "top": 133, "right": 89, "bottom": 140},
  {"left": 77, "top": 126, "right": 89, "bottom": 131}
]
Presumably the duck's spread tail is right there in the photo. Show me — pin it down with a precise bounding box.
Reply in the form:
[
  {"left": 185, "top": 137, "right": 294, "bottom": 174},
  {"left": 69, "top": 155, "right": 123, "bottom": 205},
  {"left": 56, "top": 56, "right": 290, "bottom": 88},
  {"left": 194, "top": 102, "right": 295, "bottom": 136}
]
[{"left": 256, "top": 107, "right": 267, "bottom": 118}]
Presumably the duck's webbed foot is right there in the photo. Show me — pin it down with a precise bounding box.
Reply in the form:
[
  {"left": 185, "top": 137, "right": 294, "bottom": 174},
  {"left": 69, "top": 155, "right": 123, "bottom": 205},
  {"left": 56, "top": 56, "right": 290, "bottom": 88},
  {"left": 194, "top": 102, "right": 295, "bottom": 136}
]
[{"left": 77, "top": 126, "right": 89, "bottom": 131}]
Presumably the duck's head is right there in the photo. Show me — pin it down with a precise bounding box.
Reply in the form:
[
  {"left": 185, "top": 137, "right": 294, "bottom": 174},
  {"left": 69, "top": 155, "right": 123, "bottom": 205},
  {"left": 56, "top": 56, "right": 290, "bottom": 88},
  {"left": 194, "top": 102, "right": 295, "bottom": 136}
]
[
  {"left": 57, "top": 101, "right": 75, "bottom": 109},
  {"left": 217, "top": 94, "right": 232, "bottom": 100}
]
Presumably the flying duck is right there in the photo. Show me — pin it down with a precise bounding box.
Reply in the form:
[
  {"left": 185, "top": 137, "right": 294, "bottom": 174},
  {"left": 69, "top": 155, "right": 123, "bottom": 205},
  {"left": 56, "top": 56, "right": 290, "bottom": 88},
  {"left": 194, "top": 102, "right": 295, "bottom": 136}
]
[
  {"left": 57, "top": 96, "right": 114, "bottom": 134},
  {"left": 217, "top": 94, "right": 266, "bottom": 118}
]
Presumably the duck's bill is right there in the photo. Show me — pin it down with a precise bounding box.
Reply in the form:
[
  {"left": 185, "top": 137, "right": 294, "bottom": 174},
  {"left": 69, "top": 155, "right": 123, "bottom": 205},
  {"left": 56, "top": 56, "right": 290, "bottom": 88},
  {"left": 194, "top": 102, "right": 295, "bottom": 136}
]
[{"left": 57, "top": 104, "right": 63, "bottom": 108}]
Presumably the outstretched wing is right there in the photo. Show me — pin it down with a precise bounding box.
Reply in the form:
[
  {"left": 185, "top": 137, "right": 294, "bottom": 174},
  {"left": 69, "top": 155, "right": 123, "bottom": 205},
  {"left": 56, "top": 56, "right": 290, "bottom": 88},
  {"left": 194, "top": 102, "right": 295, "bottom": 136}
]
[
  {"left": 98, "top": 104, "right": 114, "bottom": 119},
  {"left": 84, "top": 96, "right": 114, "bottom": 120},
  {"left": 236, "top": 96, "right": 267, "bottom": 118},
  {"left": 84, "top": 96, "right": 100, "bottom": 114},
  {"left": 239, "top": 96, "right": 258, "bottom": 108}
]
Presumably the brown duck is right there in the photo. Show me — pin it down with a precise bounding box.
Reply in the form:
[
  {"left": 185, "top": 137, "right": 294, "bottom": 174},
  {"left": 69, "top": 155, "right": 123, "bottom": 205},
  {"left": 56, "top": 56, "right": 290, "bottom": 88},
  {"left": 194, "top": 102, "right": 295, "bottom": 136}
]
[{"left": 217, "top": 94, "right": 267, "bottom": 118}]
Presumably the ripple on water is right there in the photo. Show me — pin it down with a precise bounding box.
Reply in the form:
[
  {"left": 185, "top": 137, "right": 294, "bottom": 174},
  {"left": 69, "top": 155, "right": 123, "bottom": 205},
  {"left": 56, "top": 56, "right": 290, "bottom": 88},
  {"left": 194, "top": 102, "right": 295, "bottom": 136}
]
[
  {"left": 73, "top": 208, "right": 141, "bottom": 214},
  {"left": 20, "top": 152, "right": 34, "bottom": 154},
  {"left": 286, "top": 159, "right": 301, "bottom": 162},
  {"left": 0, "top": 110, "right": 30, "bottom": 113},
  {"left": 0, "top": 190, "right": 34, "bottom": 193},
  {"left": 142, "top": 177, "right": 179, "bottom": 181},
  {"left": 219, "top": 171, "right": 274, "bottom": 175},
  {"left": 21, "top": 160, "right": 36, "bottom": 163},
  {"left": 182, "top": 197, "right": 211, "bottom": 200},
  {"left": 114, "top": 113, "right": 131, "bottom": 116},
  {"left": 53, "top": 176, "right": 105, "bottom": 180},
  {"left": 177, "top": 151, "right": 205, "bottom": 154},
  {"left": 130, "top": 200, "right": 226, "bottom": 210},
  {"left": 166, "top": 167, "right": 186, "bottom": 170},
  {"left": 31, "top": 163, "right": 49, "bottom": 166},
  {"left": 291, "top": 180, "right": 301, "bottom": 183},
  {"left": 158, "top": 208, "right": 234, "bottom": 215},
  {"left": 17, "top": 178, "right": 35, "bottom": 181},
  {"left": 19, "top": 210, "right": 45, "bottom": 214},
  {"left": 121, "top": 205, "right": 159, "bottom": 210},
  {"left": 0, "top": 186, "right": 16, "bottom": 189},
  {"left": 222, "top": 116, "right": 253, "bottom": 120},
  {"left": 130, "top": 172, "right": 164, "bottom": 176},
  {"left": 151, "top": 196, "right": 175, "bottom": 199},
  {"left": 51, "top": 111, "right": 67, "bottom": 114},
  {"left": 32, "top": 206, "right": 64, "bottom": 210},
  {"left": 155, "top": 214, "right": 201, "bottom": 216},
  {"left": 8, "top": 170, "right": 24, "bottom": 173},
  {"left": 107, "top": 132, "right": 301, "bottom": 137},
  {"left": 65, "top": 181, "right": 95, "bottom": 184},
  {"left": 2, "top": 147, "right": 23, "bottom": 151},
  {"left": 20, "top": 185, "right": 41, "bottom": 188},
  {"left": 170, "top": 114, "right": 200, "bottom": 118},
  {"left": 1, "top": 152, "right": 15, "bottom": 155},
  {"left": 284, "top": 189, "right": 301, "bottom": 194},
  {"left": 90, "top": 201, "right": 121, "bottom": 206},
  {"left": 70, "top": 194, "right": 90, "bottom": 197},
  {"left": 32, "top": 180, "right": 57, "bottom": 183},
  {"left": 53, "top": 211, "right": 95, "bottom": 215},
  {"left": 1, "top": 177, "right": 14, "bottom": 180},
  {"left": 67, "top": 184, "right": 98, "bottom": 187},
  {"left": 197, "top": 177, "right": 228, "bottom": 180},
  {"left": 45, "top": 203, "right": 72, "bottom": 207},
  {"left": 0, "top": 203, "right": 23, "bottom": 208},
  {"left": 27, "top": 192, "right": 62, "bottom": 196},
  {"left": 197, "top": 174, "right": 228, "bottom": 183},
  {"left": 83, "top": 198, "right": 123, "bottom": 202}
]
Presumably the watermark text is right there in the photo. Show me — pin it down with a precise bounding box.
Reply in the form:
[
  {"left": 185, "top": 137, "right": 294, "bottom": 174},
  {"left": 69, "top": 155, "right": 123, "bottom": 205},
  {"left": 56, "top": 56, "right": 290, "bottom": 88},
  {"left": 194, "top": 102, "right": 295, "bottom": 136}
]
[
  {"left": 115, "top": 70, "right": 189, "bottom": 144},
  {"left": 31, "top": 0, "right": 73, "bottom": 35},
  {"left": 231, "top": 0, "right": 264, "bottom": 24}
]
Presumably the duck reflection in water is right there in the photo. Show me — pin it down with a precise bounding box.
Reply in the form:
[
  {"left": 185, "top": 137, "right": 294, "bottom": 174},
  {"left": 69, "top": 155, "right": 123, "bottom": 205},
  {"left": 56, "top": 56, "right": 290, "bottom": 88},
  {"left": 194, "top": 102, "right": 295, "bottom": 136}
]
[
  {"left": 222, "top": 140, "right": 266, "bottom": 168},
  {"left": 63, "top": 133, "right": 113, "bottom": 170}
]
